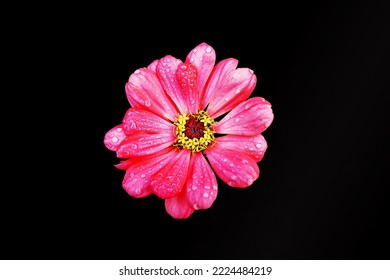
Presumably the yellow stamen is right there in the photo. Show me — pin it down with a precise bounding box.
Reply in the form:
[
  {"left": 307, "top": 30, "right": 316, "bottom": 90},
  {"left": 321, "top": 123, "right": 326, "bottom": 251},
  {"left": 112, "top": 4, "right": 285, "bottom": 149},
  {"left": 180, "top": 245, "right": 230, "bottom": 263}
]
[{"left": 173, "top": 110, "right": 215, "bottom": 152}]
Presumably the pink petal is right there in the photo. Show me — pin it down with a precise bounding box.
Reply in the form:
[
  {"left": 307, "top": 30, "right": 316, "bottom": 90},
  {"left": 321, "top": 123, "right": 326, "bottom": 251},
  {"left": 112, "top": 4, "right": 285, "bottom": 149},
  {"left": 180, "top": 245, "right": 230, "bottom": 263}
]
[
  {"left": 206, "top": 144, "right": 259, "bottom": 188},
  {"left": 185, "top": 42, "right": 216, "bottom": 108},
  {"left": 207, "top": 67, "right": 257, "bottom": 118},
  {"left": 176, "top": 62, "right": 199, "bottom": 113},
  {"left": 215, "top": 97, "right": 274, "bottom": 136},
  {"left": 214, "top": 134, "right": 268, "bottom": 162},
  {"left": 165, "top": 189, "right": 194, "bottom": 219},
  {"left": 201, "top": 58, "right": 238, "bottom": 110},
  {"left": 116, "top": 133, "right": 175, "bottom": 158},
  {"left": 156, "top": 55, "right": 189, "bottom": 114},
  {"left": 114, "top": 159, "right": 132, "bottom": 170},
  {"left": 151, "top": 149, "right": 191, "bottom": 199},
  {"left": 123, "top": 108, "right": 175, "bottom": 135},
  {"left": 185, "top": 153, "right": 218, "bottom": 210},
  {"left": 125, "top": 67, "right": 178, "bottom": 121},
  {"left": 122, "top": 148, "right": 176, "bottom": 198},
  {"left": 147, "top": 59, "right": 158, "bottom": 72},
  {"left": 103, "top": 125, "right": 126, "bottom": 151}
]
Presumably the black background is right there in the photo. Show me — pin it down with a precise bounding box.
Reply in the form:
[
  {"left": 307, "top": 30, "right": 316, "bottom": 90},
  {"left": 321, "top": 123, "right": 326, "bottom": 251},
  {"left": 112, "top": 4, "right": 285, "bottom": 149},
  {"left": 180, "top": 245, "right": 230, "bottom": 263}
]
[{"left": 3, "top": 2, "right": 389, "bottom": 260}]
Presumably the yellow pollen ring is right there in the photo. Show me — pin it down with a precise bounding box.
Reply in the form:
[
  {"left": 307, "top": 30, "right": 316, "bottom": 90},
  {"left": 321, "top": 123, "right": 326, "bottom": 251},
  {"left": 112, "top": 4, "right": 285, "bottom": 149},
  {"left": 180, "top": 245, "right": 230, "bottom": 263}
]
[{"left": 173, "top": 110, "right": 215, "bottom": 152}]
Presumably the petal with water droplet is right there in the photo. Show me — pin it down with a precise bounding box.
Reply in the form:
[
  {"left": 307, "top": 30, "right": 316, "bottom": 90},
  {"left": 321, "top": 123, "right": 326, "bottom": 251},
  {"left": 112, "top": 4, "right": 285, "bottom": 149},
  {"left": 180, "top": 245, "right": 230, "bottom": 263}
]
[
  {"left": 185, "top": 42, "right": 216, "bottom": 109},
  {"left": 214, "top": 134, "right": 268, "bottom": 162},
  {"left": 151, "top": 149, "right": 191, "bottom": 199},
  {"left": 116, "top": 133, "right": 175, "bottom": 158},
  {"left": 122, "top": 148, "right": 176, "bottom": 198},
  {"left": 126, "top": 67, "right": 178, "bottom": 121},
  {"left": 206, "top": 144, "right": 259, "bottom": 188},
  {"left": 185, "top": 153, "right": 218, "bottom": 210},
  {"left": 215, "top": 97, "right": 274, "bottom": 136},
  {"left": 176, "top": 62, "right": 199, "bottom": 114},
  {"left": 156, "top": 55, "right": 188, "bottom": 114},
  {"left": 200, "top": 58, "right": 238, "bottom": 110},
  {"left": 165, "top": 189, "right": 194, "bottom": 219},
  {"left": 103, "top": 124, "right": 126, "bottom": 151},
  {"left": 207, "top": 67, "right": 256, "bottom": 118},
  {"left": 123, "top": 108, "right": 175, "bottom": 134}
]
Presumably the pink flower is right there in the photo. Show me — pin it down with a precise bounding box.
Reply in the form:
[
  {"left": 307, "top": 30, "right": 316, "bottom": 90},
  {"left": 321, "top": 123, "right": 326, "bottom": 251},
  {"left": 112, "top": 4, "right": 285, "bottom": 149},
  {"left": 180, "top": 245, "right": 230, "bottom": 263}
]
[{"left": 104, "top": 42, "right": 274, "bottom": 219}]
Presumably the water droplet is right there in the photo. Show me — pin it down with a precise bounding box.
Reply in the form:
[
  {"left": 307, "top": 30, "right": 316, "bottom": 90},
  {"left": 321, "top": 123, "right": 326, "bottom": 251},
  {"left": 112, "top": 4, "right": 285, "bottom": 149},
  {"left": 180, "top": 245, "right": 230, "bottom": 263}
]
[
  {"left": 112, "top": 136, "right": 118, "bottom": 143},
  {"left": 134, "top": 69, "right": 141, "bottom": 74},
  {"left": 249, "top": 69, "right": 254, "bottom": 74},
  {"left": 144, "top": 100, "right": 151, "bottom": 107},
  {"left": 235, "top": 118, "right": 240, "bottom": 122},
  {"left": 242, "top": 159, "right": 249, "bottom": 164},
  {"left": 245, "top": 104, "right": 250, "bottom": 110},
  {"left": 166, "top": 68, "right": 171, "bottom": 73},
  {"left": 231, "top": 175, "right": 237, "bottom": 180},
  {"left": 204, "top": 186, "right": 210, "bottom": 189},
  {"left": 229, "top": 162, "right": 234, "bottom": 167},
  {"left": 224, "top": 97, "right": 230, "bottom": 102},
  {"left": 247, "top": 178, "right": 254, "bottom": 185},
  {"left": 116, "top": 127, "right": 123, "bottom": 132},
  {"left": 205, "top": 46, "right": 212, "bottom": 53},
  {"left": 193, "top": 203, "right": 199, "bottom": 210},
  {"left": 192, "top": 186, "right": 197, "bottom": 191},
  {"left": 190, "top": 57, "right": 195, "bottom": 63},
  {"left": 256, "top": 143, "right": 262, "bottom": 148},
  {"left": 193, "top": 48, "right": 198, "bottom": 53},
  {"left": 130, "top": 144, "right": 137, "bottom": 149},
  {"left": 203, "top": 193, "right": 209, "bottom": 198},
  {"left": 140, "top": 174, "right": 146, "bottom": 178},
  {"left": 235, "top": 88, "right": 241, "bottom": 94},
  {"left": 180, "top": 65, "right": 187, "bottom": 70},
  {"left": 135, "top": 188, "right": 141, "bottom": 194},
  {"left": 249, "top": 147, "right": 255, "bottom": 151},
  {"left": 223, "top": 158, "right": 228, "bottom": 162}
]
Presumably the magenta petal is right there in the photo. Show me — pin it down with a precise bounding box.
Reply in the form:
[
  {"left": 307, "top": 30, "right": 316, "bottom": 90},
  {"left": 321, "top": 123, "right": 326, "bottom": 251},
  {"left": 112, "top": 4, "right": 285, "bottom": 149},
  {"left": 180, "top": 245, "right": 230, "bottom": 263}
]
[
  {"left": 214, "top": 134, "right": 268, "bottom": 162},
  {"left": 103, "top": 125, "right": 126, "bottom": 151},
  {"left": 206, "top": 144, "right": 259, "bottom": 188},
  {"left": 207, "top": 67, "right": 256, "bottom": 118},
  {"left": 122, "top": 148, "right": 176, "bottom": 198},
  {"left": 176, "top": 62, "right": 199, "bottom": 113},
  {"left": 201, "top": 58, "right": 238, "bottom": 110},
  {"left": 151, "top": 149, "right": 191, "bottom": 199},
  {"left": 114, "top": 159, "right": 132, "bottom": 170},
  {"left": 156, "top": 56, "right": 188, "bottom": 114},
  {"left": 123, "top": 108, "right": 175, "bottom": 135},
  {"left": 116, "top": 133, "right": 175, "bottom": 158},
  {"left": 215, "top": 97, "right": 274, "bottom": 136},
  {"left": 165, "top": 190, "right": 194, "bottom": 219},
  {"left": 125, "top": 67, "right": 178, "bottom": 121},
  {"left": 185, "top": 153, "right": 218, "bottom": 210},
  {"left": 185, "top": 42, "right": 216, "bottom": 108}
]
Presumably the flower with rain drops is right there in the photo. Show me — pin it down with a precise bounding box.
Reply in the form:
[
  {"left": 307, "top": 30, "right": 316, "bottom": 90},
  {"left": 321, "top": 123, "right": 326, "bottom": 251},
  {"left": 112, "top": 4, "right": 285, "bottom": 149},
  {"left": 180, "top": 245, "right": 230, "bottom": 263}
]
[{"left": 104, "top": 42, "right": 274, "bottom": 219}]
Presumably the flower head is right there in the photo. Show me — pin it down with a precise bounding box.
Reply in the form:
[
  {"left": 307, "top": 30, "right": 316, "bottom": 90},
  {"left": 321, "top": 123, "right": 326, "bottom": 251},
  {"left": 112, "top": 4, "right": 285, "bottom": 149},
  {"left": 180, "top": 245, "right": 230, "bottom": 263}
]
[{"left": 104, "top": 42, "right": 274, "bottom": 219}]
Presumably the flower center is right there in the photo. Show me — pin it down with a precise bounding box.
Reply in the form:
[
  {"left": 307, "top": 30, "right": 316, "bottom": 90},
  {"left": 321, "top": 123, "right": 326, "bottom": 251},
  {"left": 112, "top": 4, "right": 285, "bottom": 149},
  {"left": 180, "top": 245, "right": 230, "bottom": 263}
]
[{"left": 173, "top": 110, "right": 215, "bottom": 152}]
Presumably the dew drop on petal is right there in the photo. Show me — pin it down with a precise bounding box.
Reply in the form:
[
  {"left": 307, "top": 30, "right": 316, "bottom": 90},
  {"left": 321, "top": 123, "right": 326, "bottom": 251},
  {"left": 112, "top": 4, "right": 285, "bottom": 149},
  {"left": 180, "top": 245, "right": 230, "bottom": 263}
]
[
  {"left": 244, "top": 104, "right": 250, "bottom": 110},
  {"left": 205, "top": 46, "right": 212, "bottom": 53},
  {"left": 112, "top": 137, "right": 118, "bottom": 143},
  {"left": 256, "top": 143, "right": 262, "bottom": 148},
  {"left": 144, "top": 100, "right": 151, "bottom": 107},
  {"left": 235, "top": 118, "right": 240, "bottom": 122},
  {"left": 204, "top": 185, "right": 210, "bottom": 189},
  {"left": 116, "top": 127, "right": 123, "bottom": 132},
  {"left": 134, "top": 69, "right": 141, "bottom": 74},
  {"left": 203, "top": 193, "right": 209, "bottom": 198},
  {"left": 235, "top": 88, "right": 241, "bottom": 94},
  {"left": 242, "top": 159, "right": 249, "bottom": 164},
  {"left": 140, "top": 174, "right": 146, "bottom": 178},
  {"left": 231, "top": 175, "right": 237, "bottom": 180}
]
